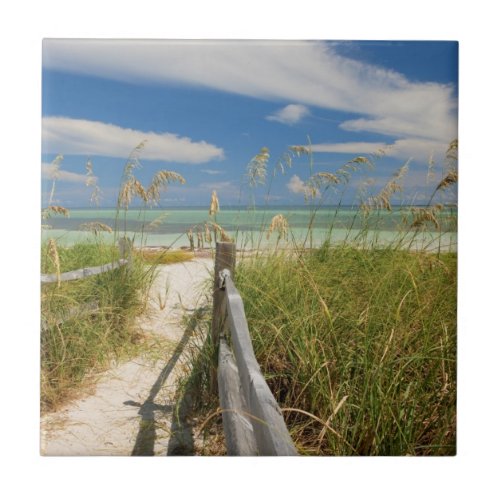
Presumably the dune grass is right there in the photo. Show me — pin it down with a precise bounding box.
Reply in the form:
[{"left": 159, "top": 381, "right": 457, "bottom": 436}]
[
  {"left": 179, "top": 140, "right": 458, "bottom": 456},
  {"left": 40, "top": 241, "right": 155, "bottom": 411},
  {"left": 40, "top": 146, "right": 187, "bottom": 412},
  {"left": 235, "top": 244, "right": 456, "bottom": 455}
]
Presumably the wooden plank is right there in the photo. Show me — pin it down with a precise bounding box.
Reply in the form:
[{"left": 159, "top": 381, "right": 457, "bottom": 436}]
[
  {"left": 210, "top": 242, "right": 235, "bottom": 393},
  {"left": 225, "top": 276, "right": 297, "bottom": 456},
  {"left": 218, "top": 337, "right": 258, "bottom": 456},
  {"left": 41, "top": 259, "right": 128, "bottom": 284}
]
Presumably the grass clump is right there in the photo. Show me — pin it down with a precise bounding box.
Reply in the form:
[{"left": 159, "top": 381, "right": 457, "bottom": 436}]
[
  {"left": 235, "top": 245, "right": 456, "bottom": 455},
  {"left": 41, "top": 241, "right": 155, "bottom": 411}
]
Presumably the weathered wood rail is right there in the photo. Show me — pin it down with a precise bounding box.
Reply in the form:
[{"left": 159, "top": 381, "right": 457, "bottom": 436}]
[
  {"left": 41, "top": 236, "right": 132, "bottom": 284},
  {"left": 41, "top": 238, "right": 132, "bottom": 329},
  {"left": 212, "top": 242, "right": 298, "bottom": 456},
  {"left": 40, "top": 259, "right": 128, "bottom": 284}
]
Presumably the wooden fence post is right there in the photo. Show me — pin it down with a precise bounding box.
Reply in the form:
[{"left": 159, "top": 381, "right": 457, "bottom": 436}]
[{"left": 211, "top": 241, "right": 235, "bottom": 393}]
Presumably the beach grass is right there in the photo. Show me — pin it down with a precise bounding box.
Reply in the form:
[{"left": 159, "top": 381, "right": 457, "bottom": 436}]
[
  {"left": 235, "top": 244, "right": 456, "bottom": 455},
  {"left": 40, "top": 241, "right": 155, "bottom": 411},
  {"left": 179, "top": 141, "right": 458, "bottom": 455},
  {"left": 40, "top": 147, "right": 187, "bottom": 411}
]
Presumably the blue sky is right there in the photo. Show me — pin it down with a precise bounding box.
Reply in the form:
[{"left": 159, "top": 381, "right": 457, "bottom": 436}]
[{"left": 42, "top": 40, "right": 458, "bottom": 208}]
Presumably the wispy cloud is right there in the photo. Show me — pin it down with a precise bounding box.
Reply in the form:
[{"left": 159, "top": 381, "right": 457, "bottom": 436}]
[
  {"left": 201, "top": 169, "right": 225, "bottom": 175},
  {"left": 42, "top": 117, "right": 224, "bottom": 163},
  {"left": 43, "top": 40, "right": 457, "bottom": 143},
  {"left": 307, "top": 138, "right": 450, "bottom": 163},
  {"left": 266, "top": 104, "right": 310, "bottom": 125},
  {"left": 41, "top": 162, "right": 94, "bottom": 184}
]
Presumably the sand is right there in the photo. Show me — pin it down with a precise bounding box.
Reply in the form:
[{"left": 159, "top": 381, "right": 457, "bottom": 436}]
[{"left": 40, "top": 257, "right": 214, "bottom": 456}]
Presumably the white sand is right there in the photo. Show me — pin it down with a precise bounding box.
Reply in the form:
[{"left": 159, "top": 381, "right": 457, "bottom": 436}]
[{"left": 40, "top": 258, "right": 214, "bottom": 456}]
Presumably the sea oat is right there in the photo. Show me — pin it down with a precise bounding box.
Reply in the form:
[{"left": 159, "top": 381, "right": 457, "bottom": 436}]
[
  {"left": 362, "top": 161, "right": 410, "bottom": 212},
  {"left": 146, "top": 212, "right": 169, "bottom": 231},
  {"left": 47, "top": 154, "right": 64, "bottom": 205},
  {"left": 446, "top": 139, "right": 458, "bottom": 165},
  {"left": 246, "top": 147, "right": 269, "bottom": 186},
  {"left": 85, "top": 159, "right": 97, "bottom": 187},
  {"left": 79, "top": 222, "right": 113, "bottom": 235},
  {"left": 209, "top": 190, "right": 220, "bottom": 216},
  {"left": 208, "top": 221, "right": 232, "bottom": 242},
  {"left": 42, "top": 205, "right": 70, "bottom": 219},
  {"left": 147, "top": 170, "right": 186, "bottom": 205},
  {"left": 123, "top": 140, "right": 147, "bottom": 178},
  {"left": 119, "top": 177, "right": 150, "bottom": 208},
  {"left": 266, "top": 214, "right": 289, "bottom": 241},
  {"left": 47, "top": 238, "right": 61, "bottom": 288},
  {"left": 410, "top": 206, "right": 443, "bottom": 230},
  {"left": 436, "top": 169, "right": 458, "bottom": 192}
]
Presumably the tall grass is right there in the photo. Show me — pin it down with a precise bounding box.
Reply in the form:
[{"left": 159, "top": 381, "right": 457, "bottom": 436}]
[
  {"left": 235, "top": 245, "right": 456, "bottom": 455},
  {"left": 40, "top": 145, "right": 185, "bottom": 411},
  {"left": 40, "top": 241, "right": 154, "bottom": 411},
  {"left": 183, "top": 140, "right": 457, "bottom": 455}
]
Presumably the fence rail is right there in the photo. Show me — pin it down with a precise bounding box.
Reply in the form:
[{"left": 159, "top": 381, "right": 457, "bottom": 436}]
[
  {"left": 212, "top": 242, "right": 298, "bottom": 456},
  {"left": 40, "top": 259, "right": 128, "bottom": 284},
  {"left": 41, "top": 238, "right": 132, "bottom": 330}
]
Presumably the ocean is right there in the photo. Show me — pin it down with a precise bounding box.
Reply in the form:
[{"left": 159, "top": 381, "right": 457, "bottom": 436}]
[{"left": 41, "top": 206, "right": 457, "bottom": 251}]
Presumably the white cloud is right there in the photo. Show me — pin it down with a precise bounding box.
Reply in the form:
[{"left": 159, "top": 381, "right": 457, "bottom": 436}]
[
  {"left": 201, "top": 169, "right": 225, "bottom": 175},
  {"left": 309, "top": 142, "right": 388, "bottom": 154},
  {"left": 266, "top": 104, "right": 310, "bottom": 125},
  {"left": 41, "top": 162, "right": 94, "bottom": 184},
  {"left": 286, "top": 174, "right": 318, "bottom": 198},
  {"left": 43, "top": 40, "right": 457, "bottom": 143},
  {"left": 42, "top": 117, "right": 224, "bottom": 163},
  {"left": 307, "top": 138, "right": 450, "bottom": 163}
]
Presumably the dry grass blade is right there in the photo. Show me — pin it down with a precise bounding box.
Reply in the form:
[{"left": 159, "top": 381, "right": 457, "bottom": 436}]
[{"left": 281, "top": 408, "right": 356, "bottom": 453}]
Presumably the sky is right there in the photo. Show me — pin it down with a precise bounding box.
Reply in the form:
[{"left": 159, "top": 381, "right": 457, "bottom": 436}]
[{"left": 41, "top": 39, "right": 458, "bottom": 208}]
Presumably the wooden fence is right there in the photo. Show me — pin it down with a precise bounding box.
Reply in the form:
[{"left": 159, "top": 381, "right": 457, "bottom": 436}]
[
  {"left": 211, "top": 242, "right": 298, "bottom": 456},
  {"left": 41, "top": 238, "right": 131, "bottom": 328},
  {"left": 41, "top": 237, "right": 132, "bottom": 284}
]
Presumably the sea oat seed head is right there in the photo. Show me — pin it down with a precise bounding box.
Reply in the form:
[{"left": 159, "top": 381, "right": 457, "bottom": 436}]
[{"left": 209, "top": 190, "right": 220, "bottom": 216}]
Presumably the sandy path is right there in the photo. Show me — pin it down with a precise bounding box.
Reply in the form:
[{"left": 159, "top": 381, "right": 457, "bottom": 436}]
[{"left": 40, "top": 257, "right": 214, "bottom": 456}]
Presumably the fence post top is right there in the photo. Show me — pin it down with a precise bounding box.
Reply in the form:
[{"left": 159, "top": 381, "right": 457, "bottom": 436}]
[{"left": 218, "top": 268, "right": 231, "bottom": 289}]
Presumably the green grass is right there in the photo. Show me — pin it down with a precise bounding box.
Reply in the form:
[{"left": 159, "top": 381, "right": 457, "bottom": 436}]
[
  {"left": 235, "top": 244, "right": 456, "bottom": 455},
  {"left": 177, "top": 141, "right": 458, "bottom": 456},
  {"left": 41, "top": 241, "right": 155, "bottom": 411}
]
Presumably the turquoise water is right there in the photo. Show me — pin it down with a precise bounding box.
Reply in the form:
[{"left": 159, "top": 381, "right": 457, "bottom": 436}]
[{"left": 41, "top": 206, "right": 457, "bottom": 251}]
